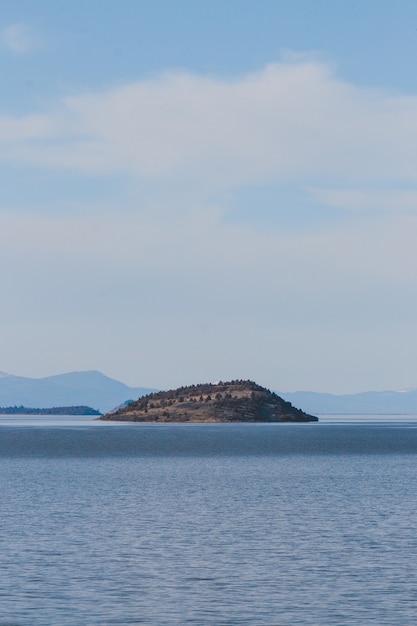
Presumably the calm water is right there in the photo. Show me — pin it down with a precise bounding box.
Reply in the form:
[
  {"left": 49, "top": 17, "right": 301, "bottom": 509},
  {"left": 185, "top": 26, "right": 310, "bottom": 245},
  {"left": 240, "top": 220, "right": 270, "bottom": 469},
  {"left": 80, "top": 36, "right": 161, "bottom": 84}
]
[{"left": 1, "top": 417, "right": 417, "bottom": 625}]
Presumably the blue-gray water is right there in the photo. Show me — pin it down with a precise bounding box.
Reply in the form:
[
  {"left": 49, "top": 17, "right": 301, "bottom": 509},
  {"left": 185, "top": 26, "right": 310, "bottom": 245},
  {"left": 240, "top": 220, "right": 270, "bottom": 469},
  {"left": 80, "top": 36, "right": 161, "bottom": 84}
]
[{"left": 2, "top": 417, "right": 417, "bottom": 625}]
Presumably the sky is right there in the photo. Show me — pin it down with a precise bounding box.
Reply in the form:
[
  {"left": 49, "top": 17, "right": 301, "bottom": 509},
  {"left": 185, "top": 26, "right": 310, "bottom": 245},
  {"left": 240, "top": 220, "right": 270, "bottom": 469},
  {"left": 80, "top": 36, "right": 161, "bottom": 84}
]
[{"left": 2, "top": 0, "right": 417, "bottom": 393}]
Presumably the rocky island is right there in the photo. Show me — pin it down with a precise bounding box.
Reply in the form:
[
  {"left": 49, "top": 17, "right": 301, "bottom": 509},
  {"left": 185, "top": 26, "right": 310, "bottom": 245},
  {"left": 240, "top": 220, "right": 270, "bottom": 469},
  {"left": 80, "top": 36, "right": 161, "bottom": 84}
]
[{"left": 99, "top": 380, "right": 318, "bottom": 422}]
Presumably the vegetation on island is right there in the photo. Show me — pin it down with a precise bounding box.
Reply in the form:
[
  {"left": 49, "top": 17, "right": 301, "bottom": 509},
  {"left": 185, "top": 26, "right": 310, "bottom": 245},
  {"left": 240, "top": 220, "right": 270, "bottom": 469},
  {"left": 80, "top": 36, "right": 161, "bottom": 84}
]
[
  {"left": 100, "top": 380, "right": 318, "bottom": 423},
  {"left": 0, "top": 405, "right": 102, "bottom": 415}
]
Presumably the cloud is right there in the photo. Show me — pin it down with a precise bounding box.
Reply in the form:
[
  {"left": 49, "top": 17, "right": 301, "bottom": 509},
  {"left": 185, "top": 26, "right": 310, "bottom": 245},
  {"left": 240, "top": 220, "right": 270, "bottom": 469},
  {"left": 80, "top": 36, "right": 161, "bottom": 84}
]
[
  {"left": 0, "top": 114, "right": 56, "bottom": 142},
  {"left": 3, "top": 57, "right": 417, "bottom": 391},
  {"left": 1, "top": 58, "right": 417, "bottom": 194},
  {"left": 311, "top": 188, "right": 417, "bottom": 212},
  {"left": 1, "top": 23, "right": 38, "bottom": 56}
]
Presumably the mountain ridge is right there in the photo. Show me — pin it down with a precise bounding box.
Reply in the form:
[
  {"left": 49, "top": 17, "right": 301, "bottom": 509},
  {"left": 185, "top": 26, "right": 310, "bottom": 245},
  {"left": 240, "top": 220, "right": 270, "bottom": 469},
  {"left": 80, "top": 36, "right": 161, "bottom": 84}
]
[
  {"left": 279, "top": 389, "right": 417, "bottom": 414},
  {"left": 0, "top": 370, "right": 155, "bottom": 413}
]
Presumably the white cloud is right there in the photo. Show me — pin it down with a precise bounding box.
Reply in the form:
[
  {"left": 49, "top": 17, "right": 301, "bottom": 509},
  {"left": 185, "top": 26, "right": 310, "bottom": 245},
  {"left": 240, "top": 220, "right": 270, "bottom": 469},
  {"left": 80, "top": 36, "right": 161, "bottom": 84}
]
[
  {"left": 3, "top": 58, "right": 417, "bottom": 391},
  {"left": 311, "top": 188, "right": 417, "bottom": 212},
  {"left": 0, "top": 114, "right": 56, "bottom": 142},
  {"left": 1, "top": 23, "right": 37, "bottom": 56},
  {"left": 1, "top": 58, "right": 417, "bottom": 192}
]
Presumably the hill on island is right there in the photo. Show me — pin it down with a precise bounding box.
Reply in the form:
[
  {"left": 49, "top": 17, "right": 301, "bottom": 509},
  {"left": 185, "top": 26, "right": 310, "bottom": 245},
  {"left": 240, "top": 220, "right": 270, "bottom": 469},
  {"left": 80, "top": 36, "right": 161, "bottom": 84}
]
[{"left": 100, "top": 380, "right": 318, "bottom": 422}]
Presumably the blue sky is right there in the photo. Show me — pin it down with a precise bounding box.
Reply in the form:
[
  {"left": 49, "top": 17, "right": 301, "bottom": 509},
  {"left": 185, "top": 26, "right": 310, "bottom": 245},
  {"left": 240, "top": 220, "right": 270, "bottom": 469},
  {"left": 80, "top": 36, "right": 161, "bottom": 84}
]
[{"left": 2, "top": 1, "right": 417, "bottom": 392}]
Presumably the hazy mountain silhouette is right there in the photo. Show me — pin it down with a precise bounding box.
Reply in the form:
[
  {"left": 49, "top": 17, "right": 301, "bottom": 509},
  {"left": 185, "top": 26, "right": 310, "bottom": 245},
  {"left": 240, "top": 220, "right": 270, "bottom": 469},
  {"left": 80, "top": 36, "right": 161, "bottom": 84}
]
[
  {"left": 0, "top": 370, "right": 155, "bottom": 413},
  {"left": 280, "top": 389, "right": 417, "bottom": 414}
]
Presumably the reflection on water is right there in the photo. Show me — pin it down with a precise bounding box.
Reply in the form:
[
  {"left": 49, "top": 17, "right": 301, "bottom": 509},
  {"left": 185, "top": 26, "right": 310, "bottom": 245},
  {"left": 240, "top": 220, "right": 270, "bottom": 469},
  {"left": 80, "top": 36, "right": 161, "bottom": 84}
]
[{"left": 1, "top": 413, "right": 417, "bottom": 427}]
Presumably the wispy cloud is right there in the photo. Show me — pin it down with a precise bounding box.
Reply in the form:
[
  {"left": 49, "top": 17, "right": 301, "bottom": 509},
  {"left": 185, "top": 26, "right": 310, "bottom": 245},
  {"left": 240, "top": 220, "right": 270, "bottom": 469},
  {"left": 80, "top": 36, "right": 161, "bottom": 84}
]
[
  {"left": 1, "top": 23, "right": 38, "bottom": 56},
  {"left": 0, "top": 114, "right": 56, "bottom": 142},
  {"left": 1, "top": 58, "right": 417, "bottom": 197},
  {"left": 311, "top": 187, "right": 417, "bottom": 212}
]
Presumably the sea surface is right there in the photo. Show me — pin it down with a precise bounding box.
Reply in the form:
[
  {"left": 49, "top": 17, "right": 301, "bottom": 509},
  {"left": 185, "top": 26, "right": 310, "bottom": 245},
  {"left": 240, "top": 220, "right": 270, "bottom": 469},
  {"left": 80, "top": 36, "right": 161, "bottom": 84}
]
[{"left": 1, "top": 415, "right": 417, "bottom": 625}]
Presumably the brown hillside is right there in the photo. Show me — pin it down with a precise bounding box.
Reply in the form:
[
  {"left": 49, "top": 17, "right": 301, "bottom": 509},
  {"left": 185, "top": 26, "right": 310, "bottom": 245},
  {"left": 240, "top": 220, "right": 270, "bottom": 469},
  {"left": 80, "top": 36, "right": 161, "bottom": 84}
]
[{"left": 99, "top": 380, "right": 318, "bottom": 422}]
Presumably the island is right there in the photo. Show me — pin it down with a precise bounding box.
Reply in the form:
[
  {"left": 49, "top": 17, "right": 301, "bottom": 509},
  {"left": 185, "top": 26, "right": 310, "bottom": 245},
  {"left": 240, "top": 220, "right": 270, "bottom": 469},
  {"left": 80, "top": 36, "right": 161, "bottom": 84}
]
[
  {"left": 0, "top": 405, "right": 102, "bottom": 415},
  {"left": 99, "top": 380, "right": 318, "bottom": 422}
]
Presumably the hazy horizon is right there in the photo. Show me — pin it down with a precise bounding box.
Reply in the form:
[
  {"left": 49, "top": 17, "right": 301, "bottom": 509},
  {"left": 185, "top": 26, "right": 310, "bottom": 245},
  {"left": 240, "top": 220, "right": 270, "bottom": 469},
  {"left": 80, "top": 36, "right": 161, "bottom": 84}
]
[{"left": 1, "top": 367, "right": 416, "bottom": 398}]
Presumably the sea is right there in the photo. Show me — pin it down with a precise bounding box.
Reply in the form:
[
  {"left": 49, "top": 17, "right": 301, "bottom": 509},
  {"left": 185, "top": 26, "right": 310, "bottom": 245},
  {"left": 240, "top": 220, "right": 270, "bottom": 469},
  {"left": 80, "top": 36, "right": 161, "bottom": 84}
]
[{"left": 1, "top": 415, "right": 417, "bottom": 625}]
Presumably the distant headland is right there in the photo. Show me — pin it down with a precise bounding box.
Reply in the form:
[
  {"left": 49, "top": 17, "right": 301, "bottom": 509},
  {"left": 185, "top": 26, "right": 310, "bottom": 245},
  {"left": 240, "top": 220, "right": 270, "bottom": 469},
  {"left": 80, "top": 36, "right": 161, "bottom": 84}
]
[
  {"left": 0, "top": 405, "right": 102, "bottom": 416},
  {"left": 99, "top": 380, "right": 318, "bottom": 423}
]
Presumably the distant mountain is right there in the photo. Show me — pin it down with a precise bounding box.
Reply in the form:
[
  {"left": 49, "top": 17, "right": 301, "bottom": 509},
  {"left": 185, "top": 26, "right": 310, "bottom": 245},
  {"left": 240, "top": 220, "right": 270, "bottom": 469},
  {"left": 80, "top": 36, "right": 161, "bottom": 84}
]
[
  {"left": 0, "top": 371, "right": 155, "bottom": 413},
  {"left": 279, "top": 389, "right": 417, "bottom": 414},
  {"left": 101, "top": 380, "right": 318, "bottom": 422}
]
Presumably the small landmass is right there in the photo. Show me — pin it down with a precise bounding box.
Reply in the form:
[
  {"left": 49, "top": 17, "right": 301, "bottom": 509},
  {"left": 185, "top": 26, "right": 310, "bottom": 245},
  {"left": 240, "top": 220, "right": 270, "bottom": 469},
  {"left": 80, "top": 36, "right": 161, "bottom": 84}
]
[
  {"left": 99, "top": 380, "right": 318, "bottom": 422},
  {"left": 0, "top": 405, "right": 102, "bottom": 415}
]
